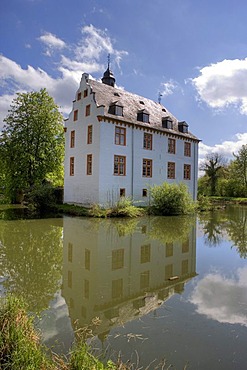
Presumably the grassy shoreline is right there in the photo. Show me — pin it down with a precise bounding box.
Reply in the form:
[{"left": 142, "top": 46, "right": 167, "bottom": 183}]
[{"left": 0, "top": 295, "right": 127, "bottom": 370}]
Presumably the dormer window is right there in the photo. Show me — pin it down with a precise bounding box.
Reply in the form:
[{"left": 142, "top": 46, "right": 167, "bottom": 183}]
[
  {"left": 162, "top": 117, "right": 173, "bottom": 129},
  {"left": 109, "top": 102, "right": 123, "bottom": 116},
  {"left": 137, "top": 110, "right": 149, "bottom": 123},
  {"left": 178, "top": 121, "right": 189, "bottom": 133}
]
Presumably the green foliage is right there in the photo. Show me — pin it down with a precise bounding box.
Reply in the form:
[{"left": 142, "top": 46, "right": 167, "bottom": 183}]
[
  {"left": 196, "top": 195, "right": 212, "bottom": 212},
  {"left": 89, "top": 203, "right": 109, "bottom": 218},
  {"left": 0, "top": 89, "right": 64, "bottom": 203},
  {"left": 200, "top": 153, "right": 226, "bottom": 196},
  {"left": 149, "top": 182, "right": 195, "bottom": 216},
  {"left": 24, "top": 182, "right": 57, "bottom": 211},
  {"left": 0, "top": 295, "right": 55, "bottom": 370},
  {"left": 109, "top": 197, "right": 144, "bottom": 217}
]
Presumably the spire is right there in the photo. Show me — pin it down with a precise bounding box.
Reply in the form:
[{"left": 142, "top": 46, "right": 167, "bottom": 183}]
[{"left": 101, "top": 54, "right": 115, "bottom": 87}]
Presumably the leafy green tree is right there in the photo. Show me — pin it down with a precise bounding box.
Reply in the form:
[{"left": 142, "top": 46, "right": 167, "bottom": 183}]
[
  {"left": 0, "top": 89, "right": 64, "bottom": 202},
  {"left": 232, "top": 145, "right": 247, "bottom": 196},
  {"left": 200, "top": 153, "right": 226, "bottom": 196}
]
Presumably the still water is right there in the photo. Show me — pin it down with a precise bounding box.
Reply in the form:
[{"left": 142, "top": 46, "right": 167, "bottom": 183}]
[{"left": 0, "top": 206, "right": 247, "bottom": 369}]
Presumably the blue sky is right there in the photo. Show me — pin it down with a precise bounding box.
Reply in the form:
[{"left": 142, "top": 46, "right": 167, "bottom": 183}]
[{"left": 1, "top": 0, "right": 247, "bottom": 166}]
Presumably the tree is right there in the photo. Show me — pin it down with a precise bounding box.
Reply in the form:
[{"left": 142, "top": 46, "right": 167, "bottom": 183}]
[
  {"left": 232, "top": 145, "right": 247, "bottom": 196},
  {"left": 0, "top": 89, "right": 64, "bottom": 202},
  {"left": 200, "top": 153, "right": 226, "bottom": 196}
]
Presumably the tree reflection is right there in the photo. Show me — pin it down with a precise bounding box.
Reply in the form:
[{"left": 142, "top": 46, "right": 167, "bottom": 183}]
[
  {"left": 148, "top": 215, "right": 195, "bottom": 243},
  {"left": 226, "top": 207, "right": 247, "bottom": 258},
  {"left": 0, "top": 219, "right": 63, "bottom": 312},
  {"left": 199, "top": 206, "right": 247, "bottom": 258}
]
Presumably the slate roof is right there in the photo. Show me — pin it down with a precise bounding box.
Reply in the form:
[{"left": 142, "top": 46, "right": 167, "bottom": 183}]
[{"left": 88, "top": 79, "right": 199, "bottom": 141}]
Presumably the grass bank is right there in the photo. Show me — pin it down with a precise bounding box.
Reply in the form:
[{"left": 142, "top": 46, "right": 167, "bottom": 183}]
[{"left": 0, "top": 295, "right": 128, "bottom": 370}]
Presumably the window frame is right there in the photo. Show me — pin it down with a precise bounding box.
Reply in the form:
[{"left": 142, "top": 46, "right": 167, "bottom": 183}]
[
  {"left": 184, "top": 142, "right": 191, "bottom": 157},
  {"left": 115, "top": 126, "right": 126, "bottom": 146},
  {"left": 168, "top": 138, "right": 176, "bottom": 154},
  {"left": 87, "top": 125, "right": 92, "bottom": 144},
  {"left": 86, "top": 154, "right": 92, "bottom": 175},
  {"left": 184, "top": 164, "right": 191, "bottom": 180},
  {"left": 120, "top": 188, "right": 125, "bottom": 197},
  {"left": 142, "top": 158, "right": 152, "bottom": 178},
  {"left": 70, "top": 130, "right": 75, "bottom": 148},
  {"left": 73, "top": 109, "right": 78, "bottom": 121},
  {"left": 70, "top": 157, "right": 75, "bottom": 176},
  {"left": 143, "top": 132, "right": 152, "bottom": 150},
  {"left": 83, "top": 89, "right": 88, "bottom": 98},
  {"left": 77, "top": 92, "right": 81, "bottom": 100},
  {"left": 85, "top": 104, "right": 91, "bottom": 116},
  {"left": 167, "top": 161, "right": 175, "bottom": 179},
  {"left": 114, "top": 155, "right": 126, "bottom": 176}
]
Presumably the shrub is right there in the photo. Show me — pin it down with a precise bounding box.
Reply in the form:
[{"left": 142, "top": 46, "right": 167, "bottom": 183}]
[
  {"left": 109, "top": 197, "right": 144, "bottom": 218},
  {"left": 25, "top": 182, "right": 56, "bottom": 211},
  {"left": 149, "top": 182, "right": 195, "bottom": 216}
]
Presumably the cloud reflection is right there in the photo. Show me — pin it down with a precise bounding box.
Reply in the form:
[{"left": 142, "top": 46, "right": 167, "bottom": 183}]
[{"left": 190, "top": 267, "right": 247, "bottom": 326}]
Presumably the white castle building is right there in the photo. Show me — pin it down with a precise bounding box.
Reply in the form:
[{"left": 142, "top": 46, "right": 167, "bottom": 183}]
[{"left": 64, "top": 66, "right": 199, "bottom": 206}]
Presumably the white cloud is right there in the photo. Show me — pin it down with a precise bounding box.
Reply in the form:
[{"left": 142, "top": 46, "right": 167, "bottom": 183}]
[
  {"left": 39, "top": 32, "right": 66, "bottom": 56},
  {"left": 192, "top": 58, "right": 247, "bottom": 114},
  {"left": 198, "top": 132, "right": 247, "bottom": 174},
  {"left": 160, "top": 79, "right": 179, "bottom": 97},
  {"left": 190, "top": 267, "right": 247, "bottom": 326},
  {"left": 0, "top": 25, "right": 128, "bottom": 125}
]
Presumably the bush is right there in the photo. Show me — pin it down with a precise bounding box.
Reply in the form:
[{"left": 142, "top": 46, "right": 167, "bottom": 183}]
[
  {"left": 25, "top": 183, "right": 56, "bottom": 211},
  {"left": 109, "top": 197, "right": 144, "bottom": 218},
  {"left": 149, "top": 182, "right": 195, "bottom": 216}
]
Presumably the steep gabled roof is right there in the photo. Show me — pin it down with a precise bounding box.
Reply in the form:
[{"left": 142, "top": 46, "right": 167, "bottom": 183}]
[{"left": 88, "top": 78, "right": 199, "bottom": 141}]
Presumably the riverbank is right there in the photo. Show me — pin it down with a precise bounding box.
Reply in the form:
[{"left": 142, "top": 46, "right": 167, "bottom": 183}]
[{"left": 0, "top": 295, "right": 128, "bottom": 369}]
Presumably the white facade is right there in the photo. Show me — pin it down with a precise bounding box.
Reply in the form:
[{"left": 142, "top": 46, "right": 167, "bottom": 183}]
[{"left": 64, "top": 72, "right": 199, "bottom": 206}]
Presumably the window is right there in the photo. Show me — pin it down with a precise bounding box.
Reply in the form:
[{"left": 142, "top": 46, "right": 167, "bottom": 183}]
[
  {"left": 85, "top": 104, "right": 90, "bottom": 116},
  {"left": 162, "top": 117, "right": 173, "bottom": 129},
  {"left": 112, "top": 249, "right": 124, "bottom": 270},
  {"left": 184, "top": 164, "right": 191, "bottom": 180},
  {"left": 141, "top": 244, "right": 151, "bottom": 263},
  {"left": 112, "top": 279, "right": 123, "bottom": 299},
  {"left": 140, "top": 271, "right": 150, "bottom": 289},
  {"left": 167, "top": 162, "right": 175, "bottom": 179},
  {"left": 142, "top": 189, "right": 148, "bottom": 197},
  {"left": 184, "top": 142, "right": 191, "bottom": 157},
  {"left": 73, "top": 109, "right": 78, "bottom": 121},
  {"left": 178, "top": 121, "right": 188, "bottom": 133},
  {"left": 70, "top": 130, "right": 75, "bottom": 148},
  {"left": 182, "top": 260, "right": 189, "bottom": 274},
  {"left": 68, "top": 270, "right": 72, "bottom": 288},
  {"left": 109, "top": 104, "right": 123, "bottom": 116},
  {"left": 143, "top": 132, "right": 152, "bottom": 150},
  {"left": 85, "top": 249, "right": 90, "bottom": 270},
  {"left": 115, "top": 126, "right": 126, "bottom": 145},
  {"left": 68, "top": 243, "right": 73, "bottom": 262},
  {"left": 87, "top": 125, "right": 92, "bottom": 144},
  {"left": 168, "top": 138, "right": 176, "bottom": 154},
  {"left": 182, "top": 239, "right": 189, "bottom": 253},
  {"left": 83, "top": 89, "right": 88, "bottom": 98},
  {"left": 165, "top": 264, "right": 173, "bottom": 280},
  {"left": 137, "top": 111, "right": 149, "bottom": 123},
  {"left": 70, "top": 157, "right": 74, "bottom": 176},
  {"left": 87, "top": 154, "right": 92, "bottom": 175},
  {"left": 77, "top": 92, "right": 81, "bottom": 100},
  {"left": 166, "top": 242, "right": 173, "bottom": 257},
  {"left": 114, "top": 155, "right": 126, "bottom": 176},
  {"left": 84, "top": 279, "right": 89, "bottom": 299},
  {"left": 143, "top": 159, "right": 152, "bottom": 177},
  {"left": 120, "top": 188, "right": 125, "bottom": 197}
]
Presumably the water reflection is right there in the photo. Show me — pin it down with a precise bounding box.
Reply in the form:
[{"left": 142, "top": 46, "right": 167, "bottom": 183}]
[
  {"left": 0, "top": 218, "right": 63, "bottom": 311},
  {"left": 199, "top": 205, "right": 247, "bottom": 257},
  {"left": 190, "top": 266, "right": 247, "bottom": 326},
  {"left": 62, "top": 216, "right": 197, "bottom": 339}
]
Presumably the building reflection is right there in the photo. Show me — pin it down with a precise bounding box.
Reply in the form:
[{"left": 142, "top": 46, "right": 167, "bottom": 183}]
[{"left": 62, "top": 217, "right": 197, "bottom": 340}]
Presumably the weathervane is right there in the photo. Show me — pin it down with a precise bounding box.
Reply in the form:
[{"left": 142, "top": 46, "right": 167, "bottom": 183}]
[
  {"left": 158, "top": 92, "right": 163, "bottom": 104},
  {"left": 107, "top": 53, "right": 110, "bottom": 69}
]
